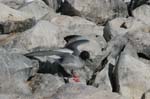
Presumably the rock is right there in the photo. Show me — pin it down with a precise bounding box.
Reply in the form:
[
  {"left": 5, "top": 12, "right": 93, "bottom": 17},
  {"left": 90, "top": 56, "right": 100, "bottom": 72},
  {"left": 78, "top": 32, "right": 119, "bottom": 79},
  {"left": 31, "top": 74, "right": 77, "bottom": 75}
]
[
  {"left": 0, "top": 3, "right": 36, "bottom": 34},
  {"left": 144, "top": 90, "right": 150, "bottom": 99},
  {"left": 4, "top": 20, "right": 60, "bottom": 50},
  {"left": 0, "top": 0, "right": 25, "bottom": 9},
  {"left": 57, "top": 0, "right": 128, "bottom": 24},
  {"left": 128, "top": 32, "right": 150, "bottom": 60},
  {"left": 94, "top": 66, "right": 112, "bottom": 91},
  {"left": 19, "top": 0, "right": 51, "bottom": 21},
  {"left": 28, "top": 74, "right": 64, "bottom": 98},
  {"left": 103, "top": 17, "right": 150, "bottom": 41},
  {"left": 93, "top": 35, "right": 128, "bottom": 91},
  {"left": 118, "top": 52, "right": 150, "bottom": 99},
  {"left": 123, "top": 0, "right": 131, "bottom": 3},
  {"left": 0, "top": 94, "right": 34, "bottom": 99},
  {"left": 41, "top": 10, "right": 59, "bottom": 21},
  {"left": 50, "top": 84, "right": 128, "bottom": 99},
  {"left": 51, "top": 15, "right": 107, "bottom": 58},
  {"left": 0, "top": 48, "right": 38, "bottom": 95},
  {"left": 133, "top": 4, "right": 150, "bottom": 25}
]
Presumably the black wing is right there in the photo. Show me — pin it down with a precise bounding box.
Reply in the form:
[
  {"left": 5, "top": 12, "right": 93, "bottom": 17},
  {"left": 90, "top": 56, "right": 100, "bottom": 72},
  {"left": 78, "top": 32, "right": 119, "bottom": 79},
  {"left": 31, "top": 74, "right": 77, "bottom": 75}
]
[{"left": 64, "top": 35, "right": 82, "bottom": 43}]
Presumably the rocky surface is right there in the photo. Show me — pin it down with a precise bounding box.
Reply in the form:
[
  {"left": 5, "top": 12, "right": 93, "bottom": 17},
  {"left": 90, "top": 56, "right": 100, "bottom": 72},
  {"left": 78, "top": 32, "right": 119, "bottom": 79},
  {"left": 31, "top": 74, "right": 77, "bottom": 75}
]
[
  {"left": 133, "top": 4, "right": 150, "bottom": 24},
  {"left": 0, "top": 3, "right": 35, "bottom": 34},
  {"left": 50, "top": 84, "right": 128, "bottom": 99},
  {"left": 19, "top": 0, "right": 52, "bottom": 21},
  {"left": 0, "top": 0, "right": 149, "bottom": 99},
  {"left": 57, "top": 0, "right": 128, "bottom": 25}
]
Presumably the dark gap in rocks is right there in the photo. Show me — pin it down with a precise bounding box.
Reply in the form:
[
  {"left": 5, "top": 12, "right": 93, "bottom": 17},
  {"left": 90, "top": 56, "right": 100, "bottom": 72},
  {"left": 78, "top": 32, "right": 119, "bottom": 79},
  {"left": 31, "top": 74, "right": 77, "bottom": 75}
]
[
  {"left": 137, "top": 53, "right": 150, "bottom": 60},
  {"left": 0, "top": 24, "right": 4, "bottom": 34},
  {"left": 86, "top": 72, "right": 97, "bottom": 85},
  {"left": 141, "top": 93, "right": 145, "bottom": 99},
  {"left": 27, "top": 75, "right": 35, "bottom": 81},
  {"left": 87, "top": 56, "right": 108, "bottom": 86},
  {"left": 95, "top": 35, "right": 99, "bottom": 38},
  {"left": 128, "top": 0, "right": 150, "bottom": 16},
  {"left": 108, "top": 45, "right": 126, "bottom": 93},
  {"left": 120, "top": 22, "right": 127, "bottom": 29},
  {"left": 108, "top": 63, "right": 120, "bottom": 92},
  {"left": 56, "top": 0, "right": 81, "bottom": 16},
  {"left": 127, "top": 0, "right": 134, "bottom": 16}
]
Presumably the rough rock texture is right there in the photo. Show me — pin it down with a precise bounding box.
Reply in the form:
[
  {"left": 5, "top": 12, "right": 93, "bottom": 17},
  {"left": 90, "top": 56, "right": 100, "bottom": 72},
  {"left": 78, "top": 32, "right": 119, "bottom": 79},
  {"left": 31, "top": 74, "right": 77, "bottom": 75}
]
[
  {"left": 0, "top": 48, "right": 38, "bottom": 95},
  {"left": 118, "top": 52, "right": 150, "bottom": 99},
  {"left": 133, "top": 4, "right": 150, "bottom": 24},
  {"left": 19, "top": 0, "right": 51, "bottom": 20},
  {"left": 28, "top": 74, "right": 65, "bottom": 98},
  {"left": 4, "top": 21, "right": 60, "bottom": 50},
  {"left": 50, "top": 84, "right": 128, "bottom": 99},
  {"left": 0, "top": 0, "right": 25, "bottom": 9},
  {"left": 57, "top": 0, "right": 128, "bottom": 24},
  {"left": 0, "top": 0, "right": 150, "bottom": 98},
  {"left": 0, "top": 3, "right": 36, "bottom": 34},
  {"left": 103, "top": 17, "right": 150, "bottom": 41},
  {"left": 128, "top": 32, "right": 150, "bottom": 59}
]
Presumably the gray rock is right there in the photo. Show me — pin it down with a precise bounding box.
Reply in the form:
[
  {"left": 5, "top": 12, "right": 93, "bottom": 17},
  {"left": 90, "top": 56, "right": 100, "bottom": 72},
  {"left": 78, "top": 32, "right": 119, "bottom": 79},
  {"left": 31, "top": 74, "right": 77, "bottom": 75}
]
[
  {"left": 28, "top": 74, "right": 64, "bottom": 98},
  {"left": 50, "top": 84, "right": 128, "bottom": 99},
  {"left": 0, "top": 3, "right": 36, "bottom": 34},
  {"left": 0, "top": 0, "right": 25, "bottom": 9},
  {"left": 57, "top": 0, "right": 128, "bottom": 24},
  {"left": 41, "top": 8, "right": 59, "bottom": 21},
  {"left": 133, "top": 4, "right": 150, "bottom": 25},
  {"left": 0, "top": 48, "right": 38, "bottom": 95},
  {"left": 19, "top": 0, "right": 51, "bottom": 21},
  {"left": 103, "top": 17, "right": 149, "bottom": 41},
  {"left": 144, "top": 90, "right": 150, "bottom": 99},
  {"left": 94, "top": 35, "right": 128, "bottom": 91},
  {"left": 4, "top": 20, "right": 60, "bottom": 50},
  {"left": 0, "top": 94, "right": 34, "bottom": 99},
  {"left": 118, "top": 52, "right": 150, "bottom": 99},
  {"left": 51, "top": 15, "right": 107, "bottom": 58},
  {"left": 128, "top": 32, "right": 150, "bottom": 60}
]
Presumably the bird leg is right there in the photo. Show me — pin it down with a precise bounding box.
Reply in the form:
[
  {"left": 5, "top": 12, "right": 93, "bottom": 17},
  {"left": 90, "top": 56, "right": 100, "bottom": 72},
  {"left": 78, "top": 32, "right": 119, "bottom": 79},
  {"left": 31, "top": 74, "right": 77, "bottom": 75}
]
[{"left": 71, "top": 70, "right": 80, "bottom": 82}]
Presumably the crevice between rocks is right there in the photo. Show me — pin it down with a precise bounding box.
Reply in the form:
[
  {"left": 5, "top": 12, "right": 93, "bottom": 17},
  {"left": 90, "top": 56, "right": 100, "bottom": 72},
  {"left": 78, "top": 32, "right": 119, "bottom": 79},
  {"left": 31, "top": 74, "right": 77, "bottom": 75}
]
[
  {"left": 137, "top": 52, "right": 150, "bottom": 60},
  {"left": 56, "top": 0, "right": 81, "bottom": 16}
]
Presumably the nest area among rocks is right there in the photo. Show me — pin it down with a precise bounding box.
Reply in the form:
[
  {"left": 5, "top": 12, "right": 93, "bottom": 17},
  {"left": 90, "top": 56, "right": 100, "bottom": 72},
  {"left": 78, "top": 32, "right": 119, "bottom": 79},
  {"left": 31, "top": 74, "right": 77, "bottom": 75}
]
[{"left": 0, "top": 0, "right": 150, "bottom": 99}]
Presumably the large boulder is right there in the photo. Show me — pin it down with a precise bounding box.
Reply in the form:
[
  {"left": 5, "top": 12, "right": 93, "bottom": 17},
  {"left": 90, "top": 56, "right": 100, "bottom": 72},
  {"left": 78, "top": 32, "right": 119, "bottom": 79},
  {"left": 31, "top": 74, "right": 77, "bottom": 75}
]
[
  {"left": 0, "top": 48, "right": 38, "bottom": 95},
  {"left": 57, "top": 0, "right": 128, "bottom": 24},
  {"left": 118, "top": 52, "right": 150, "bottom": 99},
  {"left": 0, "top": 3, "right": 35, "bottom": 34},
  {"left": 50, "top": 84, "right": 128, "bottom": 99},
  {"left": 103, "top": 17, "right": 150, "bottom": 41},
  {"left": 19, "top": 0, "right": 53, "bottom": 21},
  {"left": 0, "top": 0, "right": 25, "bottom": 9},
  {"left": 133, "top": 4, "right": 150, "bottom": 25},
  {"left": 3, "top": 21, "right": 60, "bottom": 50},
  {"left": 128, "top": 32, "right": 150, "bottom": 60},
  {"left": 28, "top": 74, "right": 64, "bottom": 98},
  {"left": 51, "top": 15, "right": 107, "bottom": 58}
]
